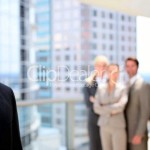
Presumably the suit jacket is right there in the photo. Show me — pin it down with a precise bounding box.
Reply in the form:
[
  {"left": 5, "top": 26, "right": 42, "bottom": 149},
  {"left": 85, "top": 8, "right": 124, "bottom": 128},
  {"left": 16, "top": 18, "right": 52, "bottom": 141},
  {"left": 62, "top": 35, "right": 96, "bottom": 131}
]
[
  {"left": 94, "top": 83, "right": 128, "bottom": 128},
  {"left": 0, "top": 83, "right": 23, "bottom": 150},
  {"left": 83, "top": 74, "right": 99, "bottom": 122},
  {"left": 125, "top": 77, "right": 150, "bottom": 142}
]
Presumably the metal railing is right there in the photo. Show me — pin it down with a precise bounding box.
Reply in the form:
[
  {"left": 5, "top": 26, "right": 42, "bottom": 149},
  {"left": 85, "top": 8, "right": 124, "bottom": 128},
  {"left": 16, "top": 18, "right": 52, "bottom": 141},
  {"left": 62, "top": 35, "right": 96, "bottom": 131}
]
[
  {"left": 17, "top": 97, "right": 84, "bottom": 150},
  {"left": 17, "top": 97, "right": 150, "bottom": 150}
]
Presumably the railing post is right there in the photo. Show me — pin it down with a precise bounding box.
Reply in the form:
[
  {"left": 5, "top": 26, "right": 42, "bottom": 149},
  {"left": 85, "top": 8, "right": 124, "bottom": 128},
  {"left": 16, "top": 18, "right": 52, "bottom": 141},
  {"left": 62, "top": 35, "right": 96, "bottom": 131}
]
[{"left": 66, "top": 102, "right": 75, "bottom": 150}]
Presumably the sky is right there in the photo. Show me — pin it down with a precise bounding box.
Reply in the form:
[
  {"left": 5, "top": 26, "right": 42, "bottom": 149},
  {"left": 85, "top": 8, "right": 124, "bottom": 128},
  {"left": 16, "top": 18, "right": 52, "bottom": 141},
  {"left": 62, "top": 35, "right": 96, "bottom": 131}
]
[{"left": 137, "top": 16, "right": 150, "bottom": 74}]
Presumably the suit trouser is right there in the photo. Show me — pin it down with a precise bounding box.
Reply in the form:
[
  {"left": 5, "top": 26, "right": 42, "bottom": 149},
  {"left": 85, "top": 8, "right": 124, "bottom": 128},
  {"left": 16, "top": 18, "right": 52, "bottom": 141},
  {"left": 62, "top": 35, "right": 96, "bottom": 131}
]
[
  {"left": 100, "top": 126, "right": 127, "bottom": 150},
  {"left": 88, "top": 111, "right": 102, "bottom": 150},
  {"left": 128, "top": 136, "right": 148, "bottom": 150}
]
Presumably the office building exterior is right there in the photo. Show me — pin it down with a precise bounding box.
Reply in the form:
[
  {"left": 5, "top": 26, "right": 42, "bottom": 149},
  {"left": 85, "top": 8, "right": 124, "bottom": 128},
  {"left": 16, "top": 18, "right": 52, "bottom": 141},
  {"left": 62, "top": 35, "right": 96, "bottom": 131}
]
[
  {"left": 35, "top": 0, "right": 53, "bottom": 127},
  {"left": 52, "top": 0, "right": 136, "bottom": 146},
  {"left": 0, "top": 0, "right": 40, "bottom": 150}
]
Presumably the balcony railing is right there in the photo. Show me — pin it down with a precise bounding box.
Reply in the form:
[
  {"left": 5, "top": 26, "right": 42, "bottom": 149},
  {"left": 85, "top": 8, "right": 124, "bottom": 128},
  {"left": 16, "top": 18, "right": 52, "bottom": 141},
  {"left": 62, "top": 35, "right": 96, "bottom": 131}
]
[
  {"left": 17, "top": 98, "right": 89, "bottom": 150},
  {"left": 17, "top": 98, "right": 150, "bottom": 150}
]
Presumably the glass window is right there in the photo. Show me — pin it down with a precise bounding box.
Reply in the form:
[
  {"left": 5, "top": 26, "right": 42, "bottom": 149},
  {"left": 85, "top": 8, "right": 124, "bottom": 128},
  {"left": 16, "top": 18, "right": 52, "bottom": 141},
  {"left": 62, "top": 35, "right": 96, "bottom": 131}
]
[
  {"left": 101, "top": 11, "right": 105, "bottom": 18},
  {"left": 109, "top": 13, "right": 113, "bottom": 19},
  {"left": 93, "top": 32, "right": 97, "bottom": 38},
  {"left": 121, "top": 15, "right": 125, "bottom": 21},
  {"left": 93, "top": 10, "right": 97, "bottom": 16},
  {"left": 92, "top": 21, "right": 97, "bottom": 27},
  {"left": 92, "top": 43, "right": 97, "bottom": 50}
]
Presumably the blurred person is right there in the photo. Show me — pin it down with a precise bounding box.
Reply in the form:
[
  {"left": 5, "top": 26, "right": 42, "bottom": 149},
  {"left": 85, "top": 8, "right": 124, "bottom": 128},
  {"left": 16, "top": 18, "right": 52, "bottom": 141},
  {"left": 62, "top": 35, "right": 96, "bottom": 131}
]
[
  {"left": 0, "top": 83, "right": 23, "bottom": 150},
  {"left": 83, "top": 55, "right": 109, "bottom": 150},
  {"left": 125, "top": 57, "right": 150, "bottom": 150},
  {"left": 93, "top": 64, "right": 128, "bottom": 150}
]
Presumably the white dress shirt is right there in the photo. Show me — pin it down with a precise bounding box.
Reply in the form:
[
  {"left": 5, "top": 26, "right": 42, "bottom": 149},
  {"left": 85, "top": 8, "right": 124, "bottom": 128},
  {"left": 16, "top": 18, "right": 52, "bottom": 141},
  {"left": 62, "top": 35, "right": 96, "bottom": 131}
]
[{"left": 129, "top": 74, "right": 140, "bottom": 87}]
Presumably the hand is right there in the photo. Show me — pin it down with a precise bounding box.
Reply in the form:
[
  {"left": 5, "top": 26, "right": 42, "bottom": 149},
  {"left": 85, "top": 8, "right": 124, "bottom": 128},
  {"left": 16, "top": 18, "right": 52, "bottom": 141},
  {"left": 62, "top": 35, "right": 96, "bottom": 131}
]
[
  {"left": 89, "top": 96, "right": 95, "bottom": 103},
  {"left": 132, "top": 135, "right": 143, "bottom": 145},
  {"left": 111, "top": 111, "right": 118, "bottom": 115}
]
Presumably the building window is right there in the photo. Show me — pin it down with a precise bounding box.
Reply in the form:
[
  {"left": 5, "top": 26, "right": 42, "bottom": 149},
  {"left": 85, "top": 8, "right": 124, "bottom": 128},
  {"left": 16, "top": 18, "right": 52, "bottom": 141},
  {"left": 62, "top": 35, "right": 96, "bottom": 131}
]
[
  {"left": 122, "top": 45, "right": 125, "bottom": 51},
  {"left": 110, "top": 55, "right": 113, "bottom": 61},
  {"left": 56, "top": 118, "right": 61, "bottom": 125},
  {"left": 56, "top": 56, "right": 60, "bottom": 61},
  {"left": 20, "top": 5, "right": 25, "bottom": 18},
  {"left": 21, "top": 21, "right": 26, "bottom": 35},
  {"left": 65, "top": 55, "right": 70, "bottom": 61},
  {"left": 129, "top": 46, "right": 131, "bottom": 51},
  {"left": 38, "top": 56, "right": 48, "bottom": 62},
  {"left": 109, "top": 13, "right": 113, "bottom": 19},
  {"left": 121, "top": 15, "right": 125, "bottom": 21},
  {"left": 121, "top": 36, "right": 125, "bottom": 41},
  {"left": 21, "top": 49, "right": 27, "bottom": 61},
  {"left": 93, "top": 10, "right": 97, "bottom": 16},
  {"left": 74, "top": 87, "right": 77, "bottom": 92},
  {"left": 102, "top": 22, "right": 106, "bottom": 29},
  {"left": 56, "top": 87, "right": 61, "bottom": 91},
  {"left": 121, "top": 25, "right": 125, "bottom": 31},
  {"left": 65, "top": 47, "right": 70, "bottom": 51},
  {"left": 128, "top": 36, "right": 132, "bottom": 42},
  {"left": 110, "top": 45, "right": 113, "bottom": 51},
  {"left": 128, "top": 16, "right": 131, "bottom": 22},
  {"left": 101, "top": 11, "right": 105, "bottom": 18},
  {"left": 102, "top": 34, "right": 106, "bottom": 39},
  {"left": 102, "top": 44, "right": 106, "bottom": 50},
  {"left": 92, "top": 21, "right": 97, "bottom": 27},
  {"left": 122, "top": 56, "right": 125, "bottom": 61},
  {"left": 92, "top": 43, "right": 97, "bottom": 50},
  {"left": 128, "top": 26, "right": 131, "bottom": 32},
  {"left": 109, "top": 23, "right": 113, "bottom": 29},
  {"left": 93, "top": 32, "right": 97, "bottom": 38},
  {"left": 109, "top": 34, "right": 113, "bottom": 40},
  {"left": 66, "top": 87, "right": 70, "bottom": 91}
]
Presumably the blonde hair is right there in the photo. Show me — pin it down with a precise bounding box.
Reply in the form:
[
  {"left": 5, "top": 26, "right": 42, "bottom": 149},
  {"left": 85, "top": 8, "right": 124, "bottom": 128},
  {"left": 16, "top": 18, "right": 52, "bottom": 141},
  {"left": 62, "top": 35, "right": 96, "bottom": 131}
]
[{"left": 94, "top": 55, "right": 109, "bottom": 65}]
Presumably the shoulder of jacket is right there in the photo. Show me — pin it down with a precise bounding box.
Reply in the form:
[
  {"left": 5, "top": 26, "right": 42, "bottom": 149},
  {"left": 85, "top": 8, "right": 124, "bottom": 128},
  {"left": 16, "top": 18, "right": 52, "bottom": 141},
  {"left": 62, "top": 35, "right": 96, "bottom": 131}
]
[
  {"left": 0, "top": 83, "right": 12, "bottom": 93},
  {"left": 85, "top": 74, "right": 96, "bottom": 86}
]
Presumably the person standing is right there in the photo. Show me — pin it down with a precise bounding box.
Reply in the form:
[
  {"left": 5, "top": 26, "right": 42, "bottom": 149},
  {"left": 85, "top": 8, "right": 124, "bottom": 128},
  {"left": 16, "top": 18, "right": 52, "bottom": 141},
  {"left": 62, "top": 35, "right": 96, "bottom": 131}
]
[
  {"left": 0, "top": 83, "right": 23, "bottom": 150},
  {"left": 83, "top": 55, "right": 109, "bottom": 150},
  {"left": 125, "top": 57, "right": 150, "bottom": 150},
  {"left": 93, "top": 64, "right": 128, "bottom": 150}
]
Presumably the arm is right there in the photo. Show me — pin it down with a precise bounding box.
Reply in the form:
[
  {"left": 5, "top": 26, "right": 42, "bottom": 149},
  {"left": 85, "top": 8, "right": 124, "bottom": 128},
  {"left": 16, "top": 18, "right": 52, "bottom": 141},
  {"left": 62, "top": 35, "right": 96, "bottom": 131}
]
[
  {"left": 83, "top": 84, "right": 93, "bottom": 109},
  {"left": 93, "top": 88, "right": 112, "bottom": 115},
  {"left": 94, "top": 87, "right": 128, "bottom": 115},
  {"left": 106, "top": 88, "right": 128, "bottom": 114},
  {"left": 11, "top": 89, "right": 23, "bottom": 150},
  {"left": 135, "top": 83, "right": 150, "bottom": 136}
]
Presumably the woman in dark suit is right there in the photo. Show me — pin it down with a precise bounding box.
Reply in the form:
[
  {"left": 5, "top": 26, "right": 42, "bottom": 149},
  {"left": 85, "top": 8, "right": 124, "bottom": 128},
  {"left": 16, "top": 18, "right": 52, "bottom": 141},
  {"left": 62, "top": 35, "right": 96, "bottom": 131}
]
[
  {"left": 0, "top": 83, "right": 23, "bottom": 150},
  {"left": 83, "top": 55, "right": 109, "bottom": 150}
]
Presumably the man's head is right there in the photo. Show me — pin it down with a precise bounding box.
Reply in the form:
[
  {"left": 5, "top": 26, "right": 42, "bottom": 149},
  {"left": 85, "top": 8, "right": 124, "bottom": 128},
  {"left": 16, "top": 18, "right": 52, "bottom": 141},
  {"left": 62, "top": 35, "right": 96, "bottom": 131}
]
[
  {"left": 125, "top": 57, "right": 139, "bottom": 78},
  {"left": 94, "top": 55, "right": 109, "bottom": 78}
]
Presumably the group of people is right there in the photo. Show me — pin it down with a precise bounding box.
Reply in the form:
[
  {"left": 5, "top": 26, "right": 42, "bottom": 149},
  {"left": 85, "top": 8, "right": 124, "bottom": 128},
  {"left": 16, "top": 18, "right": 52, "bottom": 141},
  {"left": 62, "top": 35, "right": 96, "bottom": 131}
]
[{"left": 84, "top": 56, "right": 150, "bottom": 150}]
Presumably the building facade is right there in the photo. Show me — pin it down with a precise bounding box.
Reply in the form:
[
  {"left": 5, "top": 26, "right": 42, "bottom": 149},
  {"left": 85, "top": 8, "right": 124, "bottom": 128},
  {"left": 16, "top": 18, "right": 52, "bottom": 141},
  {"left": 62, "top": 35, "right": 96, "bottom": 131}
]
[
  {"left": 0, "top": 0, "right": 40, "bottom": 150},
  {"left": 52, "top": 0, "right": 136, "bottom": 146},
  {"left": 35, "top": 0, "right": 53, "bottom": 127}
]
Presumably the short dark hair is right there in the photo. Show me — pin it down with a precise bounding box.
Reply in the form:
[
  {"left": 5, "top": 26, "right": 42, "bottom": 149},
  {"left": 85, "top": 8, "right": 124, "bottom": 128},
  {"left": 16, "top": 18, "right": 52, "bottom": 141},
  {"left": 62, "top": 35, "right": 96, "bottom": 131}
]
[{"left": 125, "top": 57, "right": 139, "bottom": 67}]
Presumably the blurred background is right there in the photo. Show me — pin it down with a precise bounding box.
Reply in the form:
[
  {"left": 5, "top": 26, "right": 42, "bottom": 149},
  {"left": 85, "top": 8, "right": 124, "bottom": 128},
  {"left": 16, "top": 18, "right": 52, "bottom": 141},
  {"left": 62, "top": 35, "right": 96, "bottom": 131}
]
[{"left": 0, "top": 0, "right": 150, "bottom": 150}]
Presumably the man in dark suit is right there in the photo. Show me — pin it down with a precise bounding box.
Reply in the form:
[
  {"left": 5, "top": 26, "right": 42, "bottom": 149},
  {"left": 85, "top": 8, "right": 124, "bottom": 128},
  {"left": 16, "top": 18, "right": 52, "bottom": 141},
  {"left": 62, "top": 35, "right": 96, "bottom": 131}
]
[
  {"left": 125, "top": 57, "right": 150, "bottom": 150},
  {"left": 83, "top": 56, "right": 109, "bottom": 150},
  {"left": 0, "top": 83, "right": 23, "bottom": 150}
]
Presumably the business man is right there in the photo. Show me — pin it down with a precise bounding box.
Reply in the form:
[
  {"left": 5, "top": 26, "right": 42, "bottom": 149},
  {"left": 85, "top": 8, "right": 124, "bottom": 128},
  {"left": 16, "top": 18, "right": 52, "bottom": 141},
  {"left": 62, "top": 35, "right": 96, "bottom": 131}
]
[
  {"left": 0, "top": 83, "right": 23, "bottom": 150},
  {"left": 83, "top": 55, "right": 109, "bottom": 150},
  {"left": 125, "top": 57, "right": 150, "bottom": 150}
]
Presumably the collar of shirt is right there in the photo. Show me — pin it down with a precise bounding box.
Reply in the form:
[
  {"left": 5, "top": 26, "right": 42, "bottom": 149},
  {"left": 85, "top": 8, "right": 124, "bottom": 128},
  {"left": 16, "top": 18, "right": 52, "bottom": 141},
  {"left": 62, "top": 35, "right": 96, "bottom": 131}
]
[
  {"left": 96, "top": 75, "right": 108, "bottom": 86},
  {"left": 129, "top": 74, "right": 140, "bottom": 86}
]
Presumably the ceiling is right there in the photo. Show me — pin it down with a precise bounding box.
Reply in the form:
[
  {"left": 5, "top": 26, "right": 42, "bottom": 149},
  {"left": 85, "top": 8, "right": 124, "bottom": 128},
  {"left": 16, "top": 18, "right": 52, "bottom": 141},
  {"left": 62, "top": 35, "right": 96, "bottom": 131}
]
[{"left": 80, "top": 0, "right": 150, "bottom": 17}]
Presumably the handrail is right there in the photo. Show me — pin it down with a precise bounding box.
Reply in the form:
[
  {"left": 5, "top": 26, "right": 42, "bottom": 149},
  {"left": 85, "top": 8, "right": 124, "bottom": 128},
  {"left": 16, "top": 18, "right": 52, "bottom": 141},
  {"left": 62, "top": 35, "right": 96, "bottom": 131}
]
[{"left": 17, "top": 97, "right": 83, "bottom": 107}]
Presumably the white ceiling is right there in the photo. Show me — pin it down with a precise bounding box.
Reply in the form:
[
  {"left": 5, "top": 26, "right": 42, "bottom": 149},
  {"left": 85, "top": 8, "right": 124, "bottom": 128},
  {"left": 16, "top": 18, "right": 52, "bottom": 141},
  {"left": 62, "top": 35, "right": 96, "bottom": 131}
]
[{"left": 80, "top": 0, "right": 150, "bottom": 17}]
